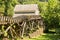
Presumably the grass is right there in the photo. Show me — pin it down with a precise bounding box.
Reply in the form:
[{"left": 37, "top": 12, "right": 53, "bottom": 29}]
[
  {"left": 27, "top": 29, "right": 60, "bottom": 40},
  {"left": 28, "top": 33, "right": 60, "bottom": 40}
]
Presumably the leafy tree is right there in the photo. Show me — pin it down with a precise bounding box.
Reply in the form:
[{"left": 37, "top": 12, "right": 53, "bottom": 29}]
[
  {"left": 43, "top": 0, "right": 59, "bottom": 32},
  {"left": 4, "top": 0, "right": 19, "bottom": 16}
]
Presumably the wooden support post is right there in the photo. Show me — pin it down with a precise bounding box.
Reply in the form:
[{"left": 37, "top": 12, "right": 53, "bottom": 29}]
[
  {"left": 29, "top": 21, "right": 32, "bottom": 30},
  {"left": 10, "top": 27, "right": 14, "bottom": 38},
  {"left": 5, "top": 23, "right": 16, "bottom": 38},
  {"left": 37, "top": 20, "right": 40, "bottom": 29},
  {"left": 21, "top": 21, "right": 26, "bottom": 38},
  {"left": 5, "top": 23, "right": 14, "bottom": 32},
  {"left": 31, "top": 20, "right": 34, "bottom": 30}
]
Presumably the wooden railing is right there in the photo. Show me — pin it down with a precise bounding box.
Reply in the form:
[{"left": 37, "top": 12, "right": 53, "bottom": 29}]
[
  {"left": 0, "top": 16, "right": 23, "bottom": 24},
  {"left": 0, "top": 15, "right": 42, "bottom": 24}
]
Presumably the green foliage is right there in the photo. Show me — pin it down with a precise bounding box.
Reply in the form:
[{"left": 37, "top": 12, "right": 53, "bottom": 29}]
[
  {"left": 0, "top": 0, "right": 19, "bottom": 16},
  {"left": 56, "top": 28, "right": 60, "bottom": 34},
  {"left": 20, "top": 0, "right": 39, "bottom": 4},
  {"left": 1, "top": 25, "right": 8, "bottom": 37},
  {"left": 0, "top": 0, "right": 3, "bottom": 6},
  {"left": 41, "top": 0, "right": 60, "bottom": 32},
  {"left": 4, "top": 0, "right": 19, "bottom": 16},
  {"left": 48, "top": 0, "right": 58, "bottom": 8},
  {"left": 38, "top": 2, "right": 48, "bottom": 14}
]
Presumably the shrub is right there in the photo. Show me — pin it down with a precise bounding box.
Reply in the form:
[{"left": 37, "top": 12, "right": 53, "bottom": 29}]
[{"left": 41, "top": 0, "right": 60, "bottom": 32}]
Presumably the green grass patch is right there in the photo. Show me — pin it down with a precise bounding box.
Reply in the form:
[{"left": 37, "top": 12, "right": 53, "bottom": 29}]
[{"left": 28, "top": 33, "right": 60, "bottom": 40}]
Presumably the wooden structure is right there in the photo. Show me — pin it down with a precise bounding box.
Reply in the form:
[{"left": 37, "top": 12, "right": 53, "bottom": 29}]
[
  {"left": 0, "top": 4, "right": 44, "bottom": 39},
  {"left": 0, "top": 15, "right": 44, "bottom": 38}
]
